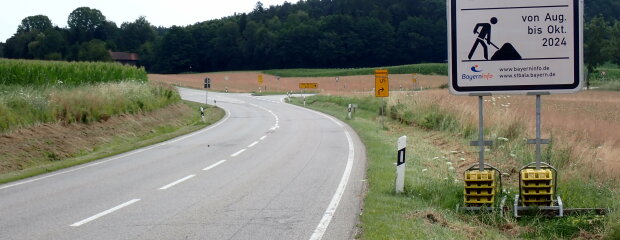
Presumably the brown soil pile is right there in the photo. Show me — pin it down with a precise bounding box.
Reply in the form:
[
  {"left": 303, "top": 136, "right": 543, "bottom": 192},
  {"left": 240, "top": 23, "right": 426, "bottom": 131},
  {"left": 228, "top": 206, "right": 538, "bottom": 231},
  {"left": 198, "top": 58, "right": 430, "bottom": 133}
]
[
  {"left": 149, "top": 72, "right": 448, "bottom": 94},
  {"left": 0, "top": 103, "right": 195, "bottom": 174}
]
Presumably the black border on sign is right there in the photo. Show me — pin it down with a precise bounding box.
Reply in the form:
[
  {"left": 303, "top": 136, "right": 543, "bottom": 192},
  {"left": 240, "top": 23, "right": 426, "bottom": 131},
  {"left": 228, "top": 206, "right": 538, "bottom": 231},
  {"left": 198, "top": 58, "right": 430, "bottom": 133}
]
[{"left": 450, "top": 0, "right": 581, "bottom": 93}]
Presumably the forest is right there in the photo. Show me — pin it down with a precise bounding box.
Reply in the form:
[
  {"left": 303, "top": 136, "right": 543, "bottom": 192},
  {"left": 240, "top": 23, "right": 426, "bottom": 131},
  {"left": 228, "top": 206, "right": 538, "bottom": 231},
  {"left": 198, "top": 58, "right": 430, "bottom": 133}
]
[{"left": 1, "top": 0, "right": 619, "bottom": 73}]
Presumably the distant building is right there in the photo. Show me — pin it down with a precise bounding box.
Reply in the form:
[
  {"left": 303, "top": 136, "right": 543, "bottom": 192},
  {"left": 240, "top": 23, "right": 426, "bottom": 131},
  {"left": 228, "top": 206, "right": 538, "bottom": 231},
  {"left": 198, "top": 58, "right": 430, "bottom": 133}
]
[{"left": 109, "top": 51, "right": 139, "bottom": 66}]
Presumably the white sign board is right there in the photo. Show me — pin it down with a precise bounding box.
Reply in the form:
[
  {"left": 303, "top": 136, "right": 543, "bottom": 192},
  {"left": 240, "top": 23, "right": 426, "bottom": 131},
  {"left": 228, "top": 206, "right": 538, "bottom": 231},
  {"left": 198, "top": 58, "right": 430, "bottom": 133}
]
[{"left": 448, "top": 0, "right": 583, "bottom": 95}]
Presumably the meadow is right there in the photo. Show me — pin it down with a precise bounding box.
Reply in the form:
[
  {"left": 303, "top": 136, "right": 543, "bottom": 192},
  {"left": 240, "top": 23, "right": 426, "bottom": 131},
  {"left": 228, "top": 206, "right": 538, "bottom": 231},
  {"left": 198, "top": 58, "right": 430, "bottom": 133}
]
[{"left": 294, "top": 94, "right": 619, "bottom": 239}]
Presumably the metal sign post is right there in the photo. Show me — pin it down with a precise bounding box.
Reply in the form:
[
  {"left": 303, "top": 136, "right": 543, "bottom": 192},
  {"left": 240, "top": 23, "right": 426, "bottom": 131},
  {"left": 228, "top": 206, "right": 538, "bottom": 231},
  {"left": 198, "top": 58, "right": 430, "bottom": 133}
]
[
  {"left": 469, "top": 95, "right": 493, "bottom": 170},
  {"left": 258, "top": 74, "right": 263, "bottom": 93},
  {"left": 395, "top": 136, "right": 407, "bottom": 193},
  {"left": 225, "top": 76, "right": 229, "bottom": 93},
  {"left": 204, "top": 77, "right": 211, "bottom": 104},
  {"left": 527, "top": 93, "right": 551, "bottom": 169}
]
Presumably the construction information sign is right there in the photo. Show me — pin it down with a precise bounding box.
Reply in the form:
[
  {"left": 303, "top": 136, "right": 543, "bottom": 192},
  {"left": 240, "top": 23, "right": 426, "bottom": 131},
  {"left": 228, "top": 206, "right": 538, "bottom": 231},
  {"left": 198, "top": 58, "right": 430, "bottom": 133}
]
[
  {"left": 375, "top": 69, "right": 389, "bottom": 97},
  {"left": 448, "top": 0, "right": 583, "bottom": 95},
  {"left": 299, "top": 83, "right": 318, "bottom": 89}
]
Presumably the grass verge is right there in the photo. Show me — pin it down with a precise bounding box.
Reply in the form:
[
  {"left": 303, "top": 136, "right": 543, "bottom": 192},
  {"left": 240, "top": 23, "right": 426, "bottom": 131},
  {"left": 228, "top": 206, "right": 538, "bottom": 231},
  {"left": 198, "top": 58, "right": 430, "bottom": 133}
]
[
  {"left": 0, "top": 100, "right": 224, "bottom": 184},
  {"left": 0, "top": 81, "right": 179, "bottom": 132},
  {"left": 291, "top": 95, "right": 617, "bottom": 239}
]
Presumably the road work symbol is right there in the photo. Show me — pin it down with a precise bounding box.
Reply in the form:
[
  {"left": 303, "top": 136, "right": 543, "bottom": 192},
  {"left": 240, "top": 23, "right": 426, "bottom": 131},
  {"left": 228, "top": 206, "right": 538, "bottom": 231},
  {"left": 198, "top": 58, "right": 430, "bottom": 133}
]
[{"left": 467, "top": 17, "right": 522, "bottom": 61}]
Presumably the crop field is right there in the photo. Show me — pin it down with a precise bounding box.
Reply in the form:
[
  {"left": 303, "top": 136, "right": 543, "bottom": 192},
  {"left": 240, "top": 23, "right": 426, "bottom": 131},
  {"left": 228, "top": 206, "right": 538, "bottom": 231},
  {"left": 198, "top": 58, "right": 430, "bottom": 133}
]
[
  {"left": 148, "top": 71, "right": 448, "bottom": 94},
  {"left": 263, "top": 63, "right": 448, "bottom": 77}
]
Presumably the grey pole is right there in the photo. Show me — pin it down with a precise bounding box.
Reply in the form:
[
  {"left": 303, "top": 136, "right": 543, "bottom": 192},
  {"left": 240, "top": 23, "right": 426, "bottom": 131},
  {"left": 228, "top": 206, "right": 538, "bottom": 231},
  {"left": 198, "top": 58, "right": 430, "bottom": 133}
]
[
  {"left": 536, "top": 95, "right": 541, "bottom": 170},
  {"left": 478, "top": 96, "right": 484, "bottom": 171}
]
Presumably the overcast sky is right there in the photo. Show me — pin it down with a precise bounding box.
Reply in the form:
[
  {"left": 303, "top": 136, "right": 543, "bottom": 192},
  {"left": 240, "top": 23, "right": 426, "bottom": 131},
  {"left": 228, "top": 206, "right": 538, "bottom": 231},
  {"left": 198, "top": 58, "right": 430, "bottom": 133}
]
[{"left": 1, "top": 0, "right": 291, "bottom": 42}]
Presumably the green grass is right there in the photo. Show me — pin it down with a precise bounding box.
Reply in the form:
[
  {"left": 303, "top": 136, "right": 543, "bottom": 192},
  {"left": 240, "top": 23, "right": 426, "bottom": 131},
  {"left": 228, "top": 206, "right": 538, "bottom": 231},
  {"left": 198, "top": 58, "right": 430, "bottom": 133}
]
[
  {"left": 0, "top": 82, "right": 180, "bottom": 132},
  {"left": 0, "top": 101, "right": 225, "bottom": 184},
  {"left": 0, "top": 58, "right": 147, "bottom": 85},
  {"left": 263, "top": 63, "right": 448, "bottom": 77},
  {"left": 291, "top": 95, "right": 617, "bottom": 239}
]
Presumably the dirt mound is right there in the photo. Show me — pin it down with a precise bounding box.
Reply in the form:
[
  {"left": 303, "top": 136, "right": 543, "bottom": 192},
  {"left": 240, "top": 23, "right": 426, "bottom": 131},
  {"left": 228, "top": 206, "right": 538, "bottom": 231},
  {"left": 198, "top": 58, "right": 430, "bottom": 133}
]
[{"left": 491, "top": 43, "right": 522, "bottom": 61}]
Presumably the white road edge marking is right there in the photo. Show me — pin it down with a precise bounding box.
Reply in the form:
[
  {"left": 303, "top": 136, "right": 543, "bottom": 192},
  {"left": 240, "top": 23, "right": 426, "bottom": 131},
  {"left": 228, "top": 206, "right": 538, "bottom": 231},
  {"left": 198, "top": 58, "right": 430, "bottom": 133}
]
[
  {"left": 286, "top": 97, "right": 356, "bottom": 240},
  {"left": 260, "top": 135, "right": 267, "bottom": 140},
  {"left": 231, "top": 149, "right": 246, "bottom": 157},
  {"left": 0, "top": 107, "right": 232, "bottom": 191},
  {"left": 247, "top": 141, "right": 259, "bottom": 148},
  {"left": 159, "top": 175, "right": 196, "bottom": 190},
  {"left": 203, "top": 160, "right": 226, "bottom": 171},
  {"left": 70, "top": 199, "right": 140, "bottom": 227},
  {"left": 309, "top": 130, "right": 355, "bottom": 240}
]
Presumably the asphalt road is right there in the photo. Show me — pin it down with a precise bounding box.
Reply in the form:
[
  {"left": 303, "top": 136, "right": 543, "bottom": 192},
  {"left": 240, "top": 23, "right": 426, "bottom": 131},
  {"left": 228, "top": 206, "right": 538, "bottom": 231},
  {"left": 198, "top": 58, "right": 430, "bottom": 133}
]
[{"left": 0, "top": 88, "right": 367, "bottom": 240}]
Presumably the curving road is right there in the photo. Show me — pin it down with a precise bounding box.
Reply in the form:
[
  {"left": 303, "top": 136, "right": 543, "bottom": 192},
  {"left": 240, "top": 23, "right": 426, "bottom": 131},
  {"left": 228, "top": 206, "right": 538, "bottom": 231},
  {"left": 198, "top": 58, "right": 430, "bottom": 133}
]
[{"left": 0, "top": 88, "right": 366, "bottom": 240}]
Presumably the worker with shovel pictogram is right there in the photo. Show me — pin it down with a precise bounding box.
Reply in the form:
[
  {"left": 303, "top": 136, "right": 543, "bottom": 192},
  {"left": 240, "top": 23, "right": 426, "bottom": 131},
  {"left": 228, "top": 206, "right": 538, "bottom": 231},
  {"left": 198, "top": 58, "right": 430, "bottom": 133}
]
[
  {"left": 467, "top": 17, "right": 522, "bottom": 61},
  {"left": 468, "top": 17, "right": 498, "bottom": 60}
]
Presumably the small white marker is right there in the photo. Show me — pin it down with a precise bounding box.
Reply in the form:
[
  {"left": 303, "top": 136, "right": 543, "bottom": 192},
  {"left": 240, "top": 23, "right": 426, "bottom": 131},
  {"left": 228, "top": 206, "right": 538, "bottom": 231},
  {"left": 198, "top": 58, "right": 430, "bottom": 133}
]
[
  {"left": 70, "top": 199, "right": 140, "bottom": 227},
  {"left": 260, "top": 136, "right": 267, "bottom": 140},
  {"left": 159, "top": 175, "right": 195, "bottom": 190},
  {"left": 248, "top": 141, "right": 259, "bottom": 148},
  {"left": 231, "top": 149, "right": 246, "bottom": 157},
  {"left": 203, "top": 160, "right": 226, "bottom": 171}
]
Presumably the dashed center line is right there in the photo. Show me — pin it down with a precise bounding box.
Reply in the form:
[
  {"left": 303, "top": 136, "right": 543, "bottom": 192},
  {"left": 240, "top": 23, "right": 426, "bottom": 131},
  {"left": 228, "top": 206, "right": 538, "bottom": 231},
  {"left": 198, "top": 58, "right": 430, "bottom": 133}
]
[
  {"left": 203, "top": 160, "right": 226, "bottom": 171},
  {"left": 247, "top": 141, "right": 259, "bottom": 148},
  {"left": 260, "top": 136, "right": 267, "bottom": 140},
  {"left": 231, "top": 149, "right": 246, "bottom": 157},
  {"left": 70, "top": 199, "right": 141, "bottom": 227},
  {"left": 159, "top": 175, "right": 196, "bottom": 190}
]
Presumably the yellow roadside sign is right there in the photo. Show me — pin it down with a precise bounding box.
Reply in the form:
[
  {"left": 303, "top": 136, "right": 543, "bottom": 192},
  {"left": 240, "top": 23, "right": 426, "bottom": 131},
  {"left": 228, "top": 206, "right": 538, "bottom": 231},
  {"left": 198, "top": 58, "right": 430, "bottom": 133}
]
[
  {"left": 258, "top": 74, "right": 264, "bottom": 84},
  {"left": 375, "top": 69, "right": 389, "bottom": 97},
  {"left": 412, "top": 73, "right": 417, "bottom": 83},
  {"left": 299, "top": 83, "right": 318, "bottom": 89}
]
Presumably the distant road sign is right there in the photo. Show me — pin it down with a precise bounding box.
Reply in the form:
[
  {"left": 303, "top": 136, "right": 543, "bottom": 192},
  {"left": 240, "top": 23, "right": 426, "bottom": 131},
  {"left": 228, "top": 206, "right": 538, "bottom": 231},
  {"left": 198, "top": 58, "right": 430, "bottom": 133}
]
[
  {"left": 412, "top": 73, "right": 418, "bottom": 83},
  {"left": 448, "top": 0, "right": 583, "bottom": 95},
  {"left": 258, "top": 74, "right": 264, "bottom": 85},
  {"left": 375, "top": 69, "right": 389, "bottom": 97},
  {"left": 299, "top": 83, "right": 318, "bottom": 89},
  {"left": 204, "top": 78, "right": 211, "bottom": 89}
]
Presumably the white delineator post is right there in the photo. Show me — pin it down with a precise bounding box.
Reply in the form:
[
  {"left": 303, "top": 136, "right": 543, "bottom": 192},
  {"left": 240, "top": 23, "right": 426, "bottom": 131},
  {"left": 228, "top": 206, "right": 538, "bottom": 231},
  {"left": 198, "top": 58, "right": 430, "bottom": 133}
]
[
  {"left": 395, "top": 135, "right": 407, "bottom": 193},
  {"left": 347, "top": 104, "right": 352, "bottom": 119}
]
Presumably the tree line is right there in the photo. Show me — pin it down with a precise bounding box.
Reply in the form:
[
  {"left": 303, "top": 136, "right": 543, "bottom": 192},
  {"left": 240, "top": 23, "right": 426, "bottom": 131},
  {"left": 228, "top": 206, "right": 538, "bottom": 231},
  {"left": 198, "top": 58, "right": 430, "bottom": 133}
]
[{"left": 1, "top": 0, "right": 619, "bottom": 74}]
